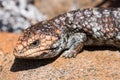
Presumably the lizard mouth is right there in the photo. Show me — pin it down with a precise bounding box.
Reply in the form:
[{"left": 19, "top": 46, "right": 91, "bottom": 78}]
[
  {"left": 14, "top": 47, "right": 58, "bottom": 59},
  {"left": 14, "top": 49, "right": 50, "bottom": 59}
]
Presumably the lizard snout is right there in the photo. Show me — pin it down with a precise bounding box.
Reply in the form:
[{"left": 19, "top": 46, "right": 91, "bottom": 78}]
[{"left": 13, "top": 48, "right": 23, "bottom": 58}]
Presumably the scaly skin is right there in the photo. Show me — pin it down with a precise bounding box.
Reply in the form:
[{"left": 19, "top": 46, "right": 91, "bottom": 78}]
[{"left": 14, "top": 8, "right": 120, "bottom": 59}]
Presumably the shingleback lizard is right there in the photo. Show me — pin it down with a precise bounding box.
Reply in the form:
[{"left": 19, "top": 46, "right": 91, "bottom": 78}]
[{"left": 14, "top": 8, "right": 120, "bottom": 59}]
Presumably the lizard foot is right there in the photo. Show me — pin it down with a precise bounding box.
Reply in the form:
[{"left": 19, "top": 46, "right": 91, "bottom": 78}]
[{"left": 61, "top": 50, "right": 77, "bottom": 58}]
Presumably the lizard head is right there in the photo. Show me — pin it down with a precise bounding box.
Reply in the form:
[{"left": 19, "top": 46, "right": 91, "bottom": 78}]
[{"left": 14, "top": 21, "right": 61, "bottom": 59}]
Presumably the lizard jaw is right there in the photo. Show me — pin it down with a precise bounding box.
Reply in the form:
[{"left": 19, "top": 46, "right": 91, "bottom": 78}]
[
  {"left": 13, "top": 46, "right": 60, "bottom": 59},
  {"left": 13, "top": 48, "right": 50, "bottom": 59}
]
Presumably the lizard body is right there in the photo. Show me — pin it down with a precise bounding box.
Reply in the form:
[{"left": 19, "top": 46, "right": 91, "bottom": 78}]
[{"left": 14, "top": 8, "right": 120, "bottom": 59}]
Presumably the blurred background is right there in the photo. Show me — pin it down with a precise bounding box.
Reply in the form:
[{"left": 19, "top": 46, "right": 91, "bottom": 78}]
[{"left": 0, "top": 0, "right": 119, "bottom": 33}]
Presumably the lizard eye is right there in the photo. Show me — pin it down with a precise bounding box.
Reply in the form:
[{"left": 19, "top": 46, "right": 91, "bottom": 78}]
[{"left": 30, "top": 40, "right": 40, "bottom": 48}]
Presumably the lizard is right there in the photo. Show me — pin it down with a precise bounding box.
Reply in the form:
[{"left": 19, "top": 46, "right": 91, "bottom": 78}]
[{"left": 14, "top": 8, "right": 120, "bottom": 59}]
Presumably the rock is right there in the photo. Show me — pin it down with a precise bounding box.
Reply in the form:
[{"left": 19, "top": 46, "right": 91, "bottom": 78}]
[{"left": 0, "top": 33, "right": 120, "bottom": 80}]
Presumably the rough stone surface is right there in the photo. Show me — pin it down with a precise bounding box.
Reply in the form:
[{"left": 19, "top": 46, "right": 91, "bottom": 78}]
[{"left": 0, "top": 32, "right": 120, "bottom": 80}]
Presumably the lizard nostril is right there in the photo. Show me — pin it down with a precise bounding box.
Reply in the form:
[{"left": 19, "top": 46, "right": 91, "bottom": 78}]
[
  {"left": 13, "top": 48, "right": 17, "bottom": 53},
  {"left": 13, "top": 48, "right": 23, "bottom": 54}
]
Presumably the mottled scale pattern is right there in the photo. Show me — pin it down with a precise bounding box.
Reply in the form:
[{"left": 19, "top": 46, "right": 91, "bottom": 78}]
[
  {"left": 51, "top": 8, "right": 120, "bottom": 46},
  {"left": 14, "top": 8, "right": 120, "bottom": 59}
]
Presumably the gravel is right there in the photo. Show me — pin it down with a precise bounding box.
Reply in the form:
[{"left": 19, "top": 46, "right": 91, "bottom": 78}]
[{"left": 0, "top": 0, "right": 46, "bottom": 33}]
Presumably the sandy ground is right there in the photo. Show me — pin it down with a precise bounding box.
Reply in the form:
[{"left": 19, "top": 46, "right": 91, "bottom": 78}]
[{"left": 0, "top": 32, "right": 120, "bottom": 80}]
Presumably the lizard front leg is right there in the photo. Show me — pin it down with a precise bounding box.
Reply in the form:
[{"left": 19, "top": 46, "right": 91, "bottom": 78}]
[{"left": 61, "top": 33, "right": 87, "bottom": 58}]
